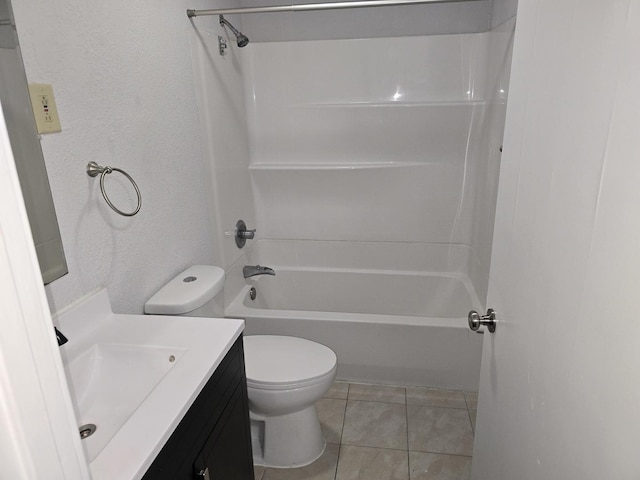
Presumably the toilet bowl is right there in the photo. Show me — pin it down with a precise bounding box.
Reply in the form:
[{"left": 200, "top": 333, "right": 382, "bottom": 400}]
[
  {"left": 144, "top": 265, "right": 338, "bottom": 468},
  {"left": 244, "top": 335, "right": 336, "bottom": 467}
]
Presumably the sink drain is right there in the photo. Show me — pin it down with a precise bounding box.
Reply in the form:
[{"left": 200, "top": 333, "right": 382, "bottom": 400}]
[{"left": 79, "top": 424, "right": 97, "bottom": 439}]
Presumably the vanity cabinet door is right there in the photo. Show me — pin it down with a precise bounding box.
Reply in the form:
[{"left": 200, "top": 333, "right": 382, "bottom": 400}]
[
  {"left": 194, "top": 382, "right": 254, "bottom": 480},
  {"left": 143, "top": 336, "right": 253, "bottom": 480}
]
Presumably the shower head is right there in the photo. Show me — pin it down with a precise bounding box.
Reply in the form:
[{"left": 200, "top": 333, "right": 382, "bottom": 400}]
[{"left": 219, "top": 15, "right": 249, "bottom": 48}]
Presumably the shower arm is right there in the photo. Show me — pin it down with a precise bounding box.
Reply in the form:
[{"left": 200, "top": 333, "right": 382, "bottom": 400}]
[{"left": 187, "top": 0, "right": 481, "bottom": 18}]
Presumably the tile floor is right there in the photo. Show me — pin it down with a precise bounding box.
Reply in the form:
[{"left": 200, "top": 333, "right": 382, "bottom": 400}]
[{"left": 253, "top": 382, "right": 478, "bottom": 480}]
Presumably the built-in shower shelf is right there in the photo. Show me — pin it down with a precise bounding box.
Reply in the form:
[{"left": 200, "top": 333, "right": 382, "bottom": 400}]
[
  {"left": 249, "top": 161, "right": 429, "bottom": 171},
  {"left": 290, "top": 100, "right": 486, "bottom": 108}
]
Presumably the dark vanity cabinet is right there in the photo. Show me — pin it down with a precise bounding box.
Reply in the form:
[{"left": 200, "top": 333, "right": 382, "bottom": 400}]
[{"left": 143, "top": 335, "right": 254, "bottom": 480}]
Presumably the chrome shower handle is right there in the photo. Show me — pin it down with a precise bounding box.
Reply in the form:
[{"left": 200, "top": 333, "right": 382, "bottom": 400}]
[
  {"left": 238, "top": 228, "right": 255, "bottom": 240},
  {"left": 235, "top": 219, "right": 255, "bottom": 248}
]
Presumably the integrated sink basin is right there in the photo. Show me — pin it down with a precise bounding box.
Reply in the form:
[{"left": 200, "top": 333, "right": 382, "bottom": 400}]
[
  {"left": 56, "top": 289, "right": 244, "bottom": 480},
  {"left": 64, "top": 342, "right": 187, "bottom": 461}
]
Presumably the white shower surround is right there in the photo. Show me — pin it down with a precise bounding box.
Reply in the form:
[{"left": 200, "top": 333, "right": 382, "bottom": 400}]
[
  {"left": 242, "top": 33, "right": 489, "bottom": 292},
  {"left": 241, "top": 23, "right": 514, "bottom": 302},
  {"left": 222, "top": 21, "right": 515, "bottom": 390}
]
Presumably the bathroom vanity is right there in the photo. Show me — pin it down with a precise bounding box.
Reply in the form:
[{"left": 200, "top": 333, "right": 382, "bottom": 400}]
[
  {"left": 57, "top": 290, "right": 253, "bottom": 479},
  {"left": 142, "top": 335, "right": 254, "bottom": 479}
]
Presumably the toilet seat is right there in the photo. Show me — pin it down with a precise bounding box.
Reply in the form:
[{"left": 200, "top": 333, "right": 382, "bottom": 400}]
[{"left": 244, "top": 335, "right": 337, "bottom": 390}]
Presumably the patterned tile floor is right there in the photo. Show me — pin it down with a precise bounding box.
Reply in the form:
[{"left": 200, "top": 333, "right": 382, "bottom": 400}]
[{"left": 254, "top": 382, "right": 478, "bottom": 480}]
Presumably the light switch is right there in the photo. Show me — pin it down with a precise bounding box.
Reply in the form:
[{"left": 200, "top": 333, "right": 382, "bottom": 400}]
[{"left": 28, "top": 83, "right": 62, "bottom": 134}]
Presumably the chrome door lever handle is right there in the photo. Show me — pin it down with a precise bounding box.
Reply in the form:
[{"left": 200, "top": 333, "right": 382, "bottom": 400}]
[{"left": 468, "top": 308, "right": 497, "bottom": 333}]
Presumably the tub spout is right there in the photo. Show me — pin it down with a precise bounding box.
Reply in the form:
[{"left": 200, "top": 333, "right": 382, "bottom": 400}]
[{"left": 243, "top": 265, "right": 276, "bottom": 278}]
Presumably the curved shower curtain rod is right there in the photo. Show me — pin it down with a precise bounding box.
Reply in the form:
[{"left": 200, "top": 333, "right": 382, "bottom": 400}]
[{"left": 187, "top": 0, "right": 481, "bottom": 18}]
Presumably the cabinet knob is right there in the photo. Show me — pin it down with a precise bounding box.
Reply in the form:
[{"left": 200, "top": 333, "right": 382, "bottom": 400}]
[{"left": 196, "top": 467, "right": 211, "bottom": 480}]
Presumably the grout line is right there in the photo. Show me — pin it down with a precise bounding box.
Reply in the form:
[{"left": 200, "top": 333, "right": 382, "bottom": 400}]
[
  {"left": 464, "top": 393, "right": 476, "bottom": 435},
  {"left": 338, "top": 391, "right": 348, "bottom": 445},
  {"left": 339, "top": 442, "right": 412, "bottom": 453},
  {"left": 349, "top": 381, "right": 469, "bottom": 393},
  {"left": 467, "top": 406, "right": 474, "bottom": 435},
  {"left": 407, "top": 404, "right": 469, "bottom": 410},
  {"left": 332, "top": 384, "right": 351, "bottom": 480},
  {"left": 408, "top": 449, "right": 473, "bottom": 458},
  {"left": 463, "top": 392, "right": 478, "bottom": 410},
  {"left": 405, "top": 387, "right": 411, "bottom": 480},
  {"left": 346, "top": 398, "right": 469, "bottom": 409},
  {"left": 346, "top": 398, "right": 407, "bottom": 406},
  {"left": 409, "top": 450, "right": 473, "bottom": 458}
]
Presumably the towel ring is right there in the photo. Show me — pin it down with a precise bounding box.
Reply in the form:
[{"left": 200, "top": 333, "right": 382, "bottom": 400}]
[{"left": 87, "top": 161, "right": 142, "bottom": 217}]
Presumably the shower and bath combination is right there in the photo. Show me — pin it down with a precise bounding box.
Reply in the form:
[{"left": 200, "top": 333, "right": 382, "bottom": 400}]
[{"left": 186, "top": 0, "right": 503, "bottom": 392}]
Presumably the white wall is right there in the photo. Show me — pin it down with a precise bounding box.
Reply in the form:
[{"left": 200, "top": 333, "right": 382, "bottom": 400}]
[
  {"left": 11, "top": 0, "right": 217, "bottom": 314},
  {"left": 187, "top": 0, "right": 256, "bottom": 272}
]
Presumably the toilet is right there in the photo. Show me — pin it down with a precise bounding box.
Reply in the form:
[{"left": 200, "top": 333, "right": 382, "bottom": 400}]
[{"left": 144, "top": 265, "right": 337, "bottom": 468}]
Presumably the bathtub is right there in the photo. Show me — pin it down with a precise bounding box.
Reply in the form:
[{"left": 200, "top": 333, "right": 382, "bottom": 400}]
[{"left": 225, "top": 240, "right": 484, "bottom": 391}]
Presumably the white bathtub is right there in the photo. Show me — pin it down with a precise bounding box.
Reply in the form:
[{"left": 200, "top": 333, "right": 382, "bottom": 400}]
[{"left": 225, "top": 240, "right": 484, "bottom": 391}]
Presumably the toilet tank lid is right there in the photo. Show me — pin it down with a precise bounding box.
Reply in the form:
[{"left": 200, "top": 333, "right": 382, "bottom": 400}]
[{"left": 144, "top": 265, "right": 225, "bottom": 315}]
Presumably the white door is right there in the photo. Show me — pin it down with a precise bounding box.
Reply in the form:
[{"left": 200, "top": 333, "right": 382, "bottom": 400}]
[{"left": 472, "top": 1, "right": 640, "bottom": 479}]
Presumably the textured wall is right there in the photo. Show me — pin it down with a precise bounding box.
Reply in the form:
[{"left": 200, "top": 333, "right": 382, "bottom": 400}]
[{"left": 11, "top": 0, "right": 217, "bottom": 314}]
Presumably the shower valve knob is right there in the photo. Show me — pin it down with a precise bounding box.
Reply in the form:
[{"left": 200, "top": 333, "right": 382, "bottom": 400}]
[
  {"left": 238, "top": 228, "right": 255, "bottom": 239},
  {"left": 468, "top": 308, "right": 497, "bottom": 333},
  {"left": 235, "top": 219, "right": 255, "bottom": 248}
]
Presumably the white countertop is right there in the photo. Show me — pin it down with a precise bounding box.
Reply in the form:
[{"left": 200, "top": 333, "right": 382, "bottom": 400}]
[{"left": 57, "top": 289, "right": 244, "bottom": 480}]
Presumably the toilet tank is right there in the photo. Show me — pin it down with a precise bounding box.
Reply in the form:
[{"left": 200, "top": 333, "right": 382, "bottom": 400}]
[{"left": 144, "top": 265, "right": 225, "bottom": 317}]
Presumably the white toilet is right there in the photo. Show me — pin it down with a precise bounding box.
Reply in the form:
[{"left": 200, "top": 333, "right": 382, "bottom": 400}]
[{"left": 144, "top": 265, "right": 337, "bottom": 468}]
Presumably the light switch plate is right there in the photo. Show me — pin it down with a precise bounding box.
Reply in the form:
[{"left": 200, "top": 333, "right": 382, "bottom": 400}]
[{"left": 28, "top": 83, "right": 62, "bottom": 134}]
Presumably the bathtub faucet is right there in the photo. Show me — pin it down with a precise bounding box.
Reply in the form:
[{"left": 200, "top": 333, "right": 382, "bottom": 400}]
[{"left": 243, "top": 265, "right": 276, "bottom": 278}]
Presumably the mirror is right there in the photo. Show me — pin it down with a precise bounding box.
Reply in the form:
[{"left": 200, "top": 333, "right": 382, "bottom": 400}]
[{"left": 0, "top": 0, "right": 68, "bottom": 284}]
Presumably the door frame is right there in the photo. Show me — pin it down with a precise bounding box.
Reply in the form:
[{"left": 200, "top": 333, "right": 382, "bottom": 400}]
[{"left": 0, "top": 99, "right": 89, "bottom": 478}]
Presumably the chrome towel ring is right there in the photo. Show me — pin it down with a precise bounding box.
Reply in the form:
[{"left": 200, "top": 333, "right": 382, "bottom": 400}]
[{"left": 86, "top": 161, "right": 142, "bottom": 217}]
